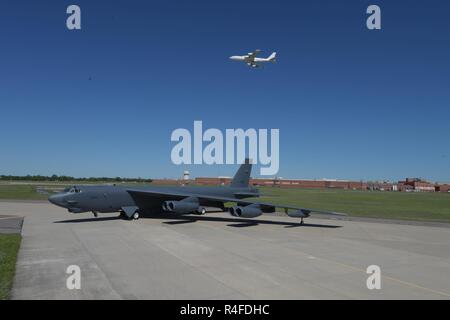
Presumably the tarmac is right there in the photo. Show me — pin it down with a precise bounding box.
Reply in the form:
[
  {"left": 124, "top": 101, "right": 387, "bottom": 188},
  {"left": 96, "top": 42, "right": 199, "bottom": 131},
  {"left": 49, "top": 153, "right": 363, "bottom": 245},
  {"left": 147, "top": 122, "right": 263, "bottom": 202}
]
[
  {"left": 2, "top": 201, "right": 450, "bottom": 299},
  {"left": 0, "top": 214, "right": 24, "bottom": 234}
]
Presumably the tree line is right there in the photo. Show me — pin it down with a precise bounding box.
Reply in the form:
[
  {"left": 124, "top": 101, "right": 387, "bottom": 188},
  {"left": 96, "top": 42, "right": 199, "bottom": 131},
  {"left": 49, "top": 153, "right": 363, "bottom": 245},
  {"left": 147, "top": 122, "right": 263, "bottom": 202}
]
[{"left": 0, "top": 174, "right": 152, "bottom": 183}]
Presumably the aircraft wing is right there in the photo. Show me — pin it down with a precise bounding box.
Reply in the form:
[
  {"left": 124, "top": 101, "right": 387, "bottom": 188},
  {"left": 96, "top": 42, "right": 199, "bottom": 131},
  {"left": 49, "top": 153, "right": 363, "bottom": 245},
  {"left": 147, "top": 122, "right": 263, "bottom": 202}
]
[
  {"left": 126, "top": 188, "right": 346, "bottom": 217},
  {"left": 246, "top": 49, "right": 261, "bottom": 60}
]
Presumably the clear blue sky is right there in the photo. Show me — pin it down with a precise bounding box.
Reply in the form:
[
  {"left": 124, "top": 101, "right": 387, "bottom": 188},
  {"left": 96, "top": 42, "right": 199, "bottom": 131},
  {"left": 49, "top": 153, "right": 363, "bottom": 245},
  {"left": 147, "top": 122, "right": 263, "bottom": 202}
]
[{"left": 0, "top": 0, "right": 449, "bottom": 182}]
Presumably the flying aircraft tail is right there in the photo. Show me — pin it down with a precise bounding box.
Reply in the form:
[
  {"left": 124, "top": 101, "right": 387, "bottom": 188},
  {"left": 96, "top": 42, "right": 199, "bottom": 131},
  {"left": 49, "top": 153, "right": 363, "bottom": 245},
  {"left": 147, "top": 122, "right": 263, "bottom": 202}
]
[
  {"left": 230, "top": 159, "right": 252, "bottom": 188},
  {"left": 267, "top": 52, "right": 277, "bottom": 62}
]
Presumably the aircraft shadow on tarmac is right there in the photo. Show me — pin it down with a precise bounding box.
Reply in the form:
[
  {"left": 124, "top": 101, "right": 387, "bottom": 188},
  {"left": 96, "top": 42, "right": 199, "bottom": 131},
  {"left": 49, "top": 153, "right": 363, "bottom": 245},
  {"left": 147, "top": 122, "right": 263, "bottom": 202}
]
[{"left": 53, "top": 211, "right": 342, "bottom": 229}]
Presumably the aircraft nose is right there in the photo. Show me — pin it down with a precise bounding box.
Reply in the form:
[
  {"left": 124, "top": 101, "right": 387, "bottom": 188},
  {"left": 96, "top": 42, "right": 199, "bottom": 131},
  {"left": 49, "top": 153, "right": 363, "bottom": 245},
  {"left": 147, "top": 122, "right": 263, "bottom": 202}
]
[{"left": 48, "top": 194, "right": 65, "bottom": 206}]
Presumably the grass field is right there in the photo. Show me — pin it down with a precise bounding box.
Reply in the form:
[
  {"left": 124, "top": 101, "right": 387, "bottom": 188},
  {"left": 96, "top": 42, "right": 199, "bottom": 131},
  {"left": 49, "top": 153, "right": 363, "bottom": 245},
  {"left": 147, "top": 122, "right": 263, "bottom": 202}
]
[
  {"left": 0, "top": 183, "right": 449, "bottom": 223},
  {"left": 258, "top": 187, "right": 450, "bottom": 222},
  {"left": 0, "top": 185, "right": 50, "bottom": 200},
  {"left": 0, "top": 182, "right": 147, "bottom": 201},
  {"left": 0, "top": 234, "right": 21, "bottom": 300}
]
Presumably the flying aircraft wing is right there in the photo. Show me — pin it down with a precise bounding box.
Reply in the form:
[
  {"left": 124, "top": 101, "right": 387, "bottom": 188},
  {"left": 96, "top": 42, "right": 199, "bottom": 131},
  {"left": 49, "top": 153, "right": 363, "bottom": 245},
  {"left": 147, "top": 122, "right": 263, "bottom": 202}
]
[
  {"left": 126, "top": 188, "right": 346, "bottom": 217},
  {"left": 246, "top": 49, "right": 261, "bottom": 60}
]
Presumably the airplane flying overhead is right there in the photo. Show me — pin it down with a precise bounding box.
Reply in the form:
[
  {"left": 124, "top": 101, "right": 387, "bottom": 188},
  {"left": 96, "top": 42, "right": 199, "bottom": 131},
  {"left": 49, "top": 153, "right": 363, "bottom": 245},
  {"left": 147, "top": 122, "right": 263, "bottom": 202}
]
[
  {"left": 229, "top": 49, "right": 277, "bottom": 68},
  {"left": 48, "top": 160, "right": 345, "bottom": 224}
]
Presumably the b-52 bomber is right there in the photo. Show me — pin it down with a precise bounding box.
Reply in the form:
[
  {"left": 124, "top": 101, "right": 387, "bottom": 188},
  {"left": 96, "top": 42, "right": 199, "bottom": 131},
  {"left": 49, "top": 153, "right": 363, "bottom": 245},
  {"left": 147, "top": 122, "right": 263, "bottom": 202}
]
[{"left": 49, "top": 160, "right": 345, "bottom": 224}]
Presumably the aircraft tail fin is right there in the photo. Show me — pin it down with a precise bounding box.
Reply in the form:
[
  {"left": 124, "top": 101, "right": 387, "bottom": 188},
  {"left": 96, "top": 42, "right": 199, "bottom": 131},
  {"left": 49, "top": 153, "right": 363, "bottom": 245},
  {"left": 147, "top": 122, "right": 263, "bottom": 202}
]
[
  {"left": 230, "top": 159, "right": 252, "bottom": 188},
  {"left": 268, "top": 52, "right": 277, "bottom": 62}
]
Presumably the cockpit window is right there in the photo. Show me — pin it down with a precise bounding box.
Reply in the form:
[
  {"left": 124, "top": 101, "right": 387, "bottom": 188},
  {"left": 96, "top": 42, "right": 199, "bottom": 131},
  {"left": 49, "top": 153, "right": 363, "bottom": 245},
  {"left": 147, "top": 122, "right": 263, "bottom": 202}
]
[{"left": 64, "top": 186, "right": 81, "bottom": 193}]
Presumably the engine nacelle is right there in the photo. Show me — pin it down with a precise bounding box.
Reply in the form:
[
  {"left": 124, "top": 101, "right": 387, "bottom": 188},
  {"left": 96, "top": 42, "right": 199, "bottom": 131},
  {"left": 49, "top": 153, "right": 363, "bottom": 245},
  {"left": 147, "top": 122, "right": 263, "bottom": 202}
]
[
  {"left": 229, "top": 205, "right": 262, "bottom": 218},
  {"left": 162, "top": 200, "right": 199, "bottom": 214}
]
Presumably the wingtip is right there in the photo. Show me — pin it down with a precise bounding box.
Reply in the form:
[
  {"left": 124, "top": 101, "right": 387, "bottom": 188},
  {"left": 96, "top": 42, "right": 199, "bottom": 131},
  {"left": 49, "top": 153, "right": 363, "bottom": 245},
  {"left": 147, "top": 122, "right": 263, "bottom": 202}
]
[
  {"left": 314, "top": 210, "right": 347, "bottom": 216},
  {"left": 330, "top": 211, "right": 347, "bottom": 216}
]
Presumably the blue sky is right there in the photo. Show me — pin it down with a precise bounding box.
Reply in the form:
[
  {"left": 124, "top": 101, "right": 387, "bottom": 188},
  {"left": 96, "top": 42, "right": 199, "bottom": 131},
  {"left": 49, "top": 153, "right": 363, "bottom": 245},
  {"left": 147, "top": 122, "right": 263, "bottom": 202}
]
[{"left": 0, "top": 0, "right": 449, "bottom": 182}]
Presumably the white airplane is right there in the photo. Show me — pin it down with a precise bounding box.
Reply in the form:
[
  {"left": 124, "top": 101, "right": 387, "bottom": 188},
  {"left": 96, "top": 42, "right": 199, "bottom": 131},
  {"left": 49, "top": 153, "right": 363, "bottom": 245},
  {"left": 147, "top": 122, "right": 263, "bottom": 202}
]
[{"left": 229, "top": 49, "right": 277, "bottom": 68}]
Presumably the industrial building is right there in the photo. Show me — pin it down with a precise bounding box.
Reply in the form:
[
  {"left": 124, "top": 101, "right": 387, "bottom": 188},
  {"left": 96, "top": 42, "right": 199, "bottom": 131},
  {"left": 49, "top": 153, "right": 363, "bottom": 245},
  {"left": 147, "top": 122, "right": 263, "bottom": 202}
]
[
  {"left": 195, "top": 177, "right": 369, "bottom": 190},
  {"left": 149, "top": 174, "right": 448, "bottom": 193},
  {"left": 194, "top": 176, "right": 450, "bottom": 193},
  {"left": 398, "top": 178, "right": 436, "bottom": 192},
  {"left": 435, "top": 184, "right": 450, "bottom": 193}
]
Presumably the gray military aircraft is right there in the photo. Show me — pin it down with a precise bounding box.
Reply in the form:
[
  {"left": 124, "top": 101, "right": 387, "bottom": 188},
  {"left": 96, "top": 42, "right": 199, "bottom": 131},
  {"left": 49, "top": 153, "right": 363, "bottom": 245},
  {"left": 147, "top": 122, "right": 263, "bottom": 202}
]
[{"left": 48, "top": 160, "right": 345, "bottom": 224}]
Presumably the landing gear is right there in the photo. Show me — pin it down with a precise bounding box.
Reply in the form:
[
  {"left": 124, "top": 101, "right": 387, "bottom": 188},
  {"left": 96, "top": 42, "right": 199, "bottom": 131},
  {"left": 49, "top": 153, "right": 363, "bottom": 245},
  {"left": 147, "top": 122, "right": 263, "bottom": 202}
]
[
  {"left": 197, "top": 207, "right": 207, "bottom": 215},
  {"left": 122, "top": 210, "right": 140, "bottom": 220},
  {"left": 92, "top": 211, "right": 98, "bottom": 218},
  {"left": 300, "top": 217, "right": 304, "bottom": 225}
]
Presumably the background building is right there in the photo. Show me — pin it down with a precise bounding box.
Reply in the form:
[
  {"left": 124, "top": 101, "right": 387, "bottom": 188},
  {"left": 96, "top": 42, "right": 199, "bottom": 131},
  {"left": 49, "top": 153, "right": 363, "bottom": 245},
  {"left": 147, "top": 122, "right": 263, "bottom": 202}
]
[
  {"left": 398, "top": 178, "right": 435, "bottom": 192},
  {"left": 195, "top": 177, "right": 369, "bottom": 190},
  {"left": 436, "top": 184, "right": 450, "bottom": 193},
  {"left": 149, "top": 175, "right": 448, "bottom": 193}
]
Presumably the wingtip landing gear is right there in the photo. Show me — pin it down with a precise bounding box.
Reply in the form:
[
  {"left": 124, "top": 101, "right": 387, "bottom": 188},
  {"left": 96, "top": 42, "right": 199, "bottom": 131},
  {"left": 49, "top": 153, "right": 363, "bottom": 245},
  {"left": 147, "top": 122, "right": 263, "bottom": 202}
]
[
  {"left": 131, "top": 211, "right": 140, "bottom": 220},
  {"left": 120, "top": 206, "right": 140, "bottom": 220}
]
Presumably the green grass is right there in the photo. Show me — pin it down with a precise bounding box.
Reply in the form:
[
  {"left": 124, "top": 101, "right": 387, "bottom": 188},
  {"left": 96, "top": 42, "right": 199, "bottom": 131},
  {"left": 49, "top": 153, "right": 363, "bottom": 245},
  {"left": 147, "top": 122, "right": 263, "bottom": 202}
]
[
  {"left": 0, "top": 234, "right": 21, "bottom": 300},
  {"left": 258, "top": 187, "right": 450, "bottom": 222},
  {"left": 0, "top": 182, "right": 153, "bottom": 201},
  {"left": 0, "top": 185, "right": 50, "bottom": 200}
]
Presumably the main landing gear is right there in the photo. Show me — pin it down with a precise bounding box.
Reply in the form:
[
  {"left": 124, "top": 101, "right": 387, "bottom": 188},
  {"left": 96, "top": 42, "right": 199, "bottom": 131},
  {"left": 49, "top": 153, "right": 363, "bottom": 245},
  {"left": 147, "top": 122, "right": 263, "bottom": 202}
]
[
  {"left": 92, "top": 211, "right": 98, "bottom": 218},
  {"left": 118, "top": 210, "right": 140, "bottom": 220}
]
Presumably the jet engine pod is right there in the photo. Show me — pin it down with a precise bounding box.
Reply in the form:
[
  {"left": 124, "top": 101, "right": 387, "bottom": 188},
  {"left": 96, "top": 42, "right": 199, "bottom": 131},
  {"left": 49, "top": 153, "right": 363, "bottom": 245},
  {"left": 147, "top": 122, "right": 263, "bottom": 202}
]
[
  {"left": 287, "top": 209, "right": 311, "bottom": 218},
  {"left": 229, "top": 204, "right": 262, "bottom": 218},
  {"left": 162, "top": 200, "right": 199, "bottom": 214}
]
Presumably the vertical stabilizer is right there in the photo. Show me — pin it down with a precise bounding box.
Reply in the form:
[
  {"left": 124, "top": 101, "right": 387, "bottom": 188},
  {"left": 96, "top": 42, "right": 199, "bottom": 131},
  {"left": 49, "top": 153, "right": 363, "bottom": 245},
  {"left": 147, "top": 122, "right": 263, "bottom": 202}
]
[
  {"left": 230, "top": 159, "right": 252, "bottom": 188},
  {"left": 267, "top": 52, "right": 277, "bottom": 62}
]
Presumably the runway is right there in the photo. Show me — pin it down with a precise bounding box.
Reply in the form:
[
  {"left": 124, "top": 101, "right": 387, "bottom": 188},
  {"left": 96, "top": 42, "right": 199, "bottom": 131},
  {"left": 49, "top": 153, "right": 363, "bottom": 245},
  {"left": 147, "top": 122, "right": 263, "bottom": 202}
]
[{"left": 2, "top": 201, "right": 450, "bottom": 299}]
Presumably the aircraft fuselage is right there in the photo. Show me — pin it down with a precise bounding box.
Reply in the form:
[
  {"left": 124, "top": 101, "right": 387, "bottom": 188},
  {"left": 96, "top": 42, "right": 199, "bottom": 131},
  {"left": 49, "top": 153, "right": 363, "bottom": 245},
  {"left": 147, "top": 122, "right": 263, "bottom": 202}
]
[{"left": 48, "top": 184, "right": 259, "bottom": 215}]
